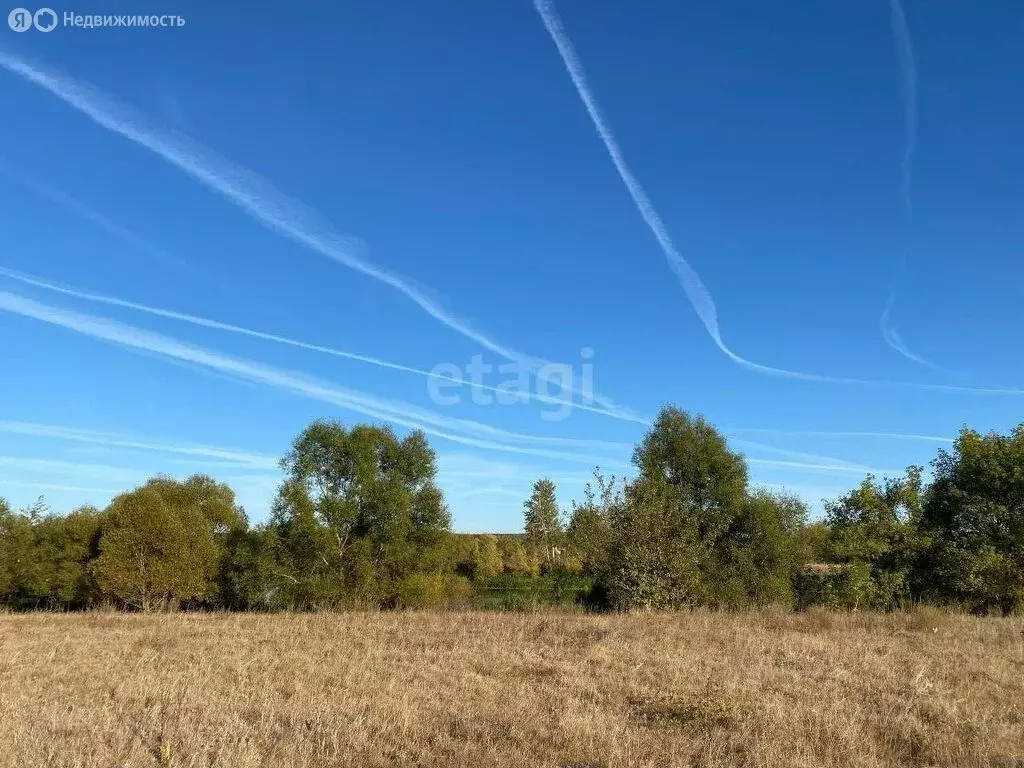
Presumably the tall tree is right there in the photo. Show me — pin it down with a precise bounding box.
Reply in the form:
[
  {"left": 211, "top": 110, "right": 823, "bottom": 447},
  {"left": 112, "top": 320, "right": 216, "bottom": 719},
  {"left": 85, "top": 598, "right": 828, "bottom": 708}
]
[
  {"left": 599, "top": 406, "right": 767, "bottom": 609},
  {"left": 273, "top": 420, "right": 451, "bottom": 604},
  {"left": 632, "top": 406, "right": 747, "bottom": 542},
  {"left": 30, "top": 506, "right": 103, "bottom": 608},
  {"left": 920, "top": 425, "right": 1024, "bottom": 614},
  {"left": 566, "top": 469, "right": 620, "bottom": 576},
  {"left": 523, "top": 478, "right": 562, "bottom": 566},
  {"left": 93, "top": 484, "right": 219, "bottom": 610},
  {"left": 824, "top": 469, "right": 926, "bottom": 609}
]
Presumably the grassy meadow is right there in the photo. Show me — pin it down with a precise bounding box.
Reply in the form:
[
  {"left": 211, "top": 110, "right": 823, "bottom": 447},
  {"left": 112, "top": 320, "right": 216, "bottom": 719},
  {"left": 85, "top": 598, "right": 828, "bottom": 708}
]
[{"left": 1, "top": 609, "right": 1022, "bottom": 767}]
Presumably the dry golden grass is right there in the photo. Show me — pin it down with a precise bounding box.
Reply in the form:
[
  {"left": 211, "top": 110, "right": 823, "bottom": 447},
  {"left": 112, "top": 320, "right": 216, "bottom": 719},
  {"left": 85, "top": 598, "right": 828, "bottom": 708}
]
[{"left": 1, "top": 609, "right": 1022, "bottom": 767}]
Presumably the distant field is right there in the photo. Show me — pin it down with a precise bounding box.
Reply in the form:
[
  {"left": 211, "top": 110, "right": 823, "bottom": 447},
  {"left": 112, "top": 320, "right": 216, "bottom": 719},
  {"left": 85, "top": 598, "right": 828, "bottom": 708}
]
[{"left": 1, "top": 610, "right": 1022, "bottom": 767}]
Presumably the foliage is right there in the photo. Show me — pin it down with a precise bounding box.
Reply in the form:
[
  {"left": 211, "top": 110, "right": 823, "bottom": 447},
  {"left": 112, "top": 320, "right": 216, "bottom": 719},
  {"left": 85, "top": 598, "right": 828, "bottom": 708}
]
[
  {"left": 919, "top": 426, "right": 1024, "bottom": 614},
  {"left": 823, "top": 468, "right": 926, "bottom": 609},
  {"left": 93, "top": 479, "right": 227, "bottom": 610},
  {"left": 4, "top": 414, "right": 1024, "bottom": 616},
  {"left": 794, "top": 562, "right": 876, "bottom": 610},
  {"left": 566, "top": 470, "right": 619, "bottom": 576},
  {"left": 714, "top": 490, "right": 808, "bottom": 608},
  {"left": 271, "top": 420, "right": 452, "bottom": 607},
  {"left": 523, "top": 478, "right": 563, "bottom": 567},
  {"left": 631, "top": 406, "right": 748, "bottom": 542}
]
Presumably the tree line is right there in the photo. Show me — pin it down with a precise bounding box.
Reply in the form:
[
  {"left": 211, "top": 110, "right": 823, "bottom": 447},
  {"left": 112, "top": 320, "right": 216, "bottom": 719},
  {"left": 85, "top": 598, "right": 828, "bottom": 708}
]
[{"left": 1, "top": 407, "right": 1021, "bottom": 614}]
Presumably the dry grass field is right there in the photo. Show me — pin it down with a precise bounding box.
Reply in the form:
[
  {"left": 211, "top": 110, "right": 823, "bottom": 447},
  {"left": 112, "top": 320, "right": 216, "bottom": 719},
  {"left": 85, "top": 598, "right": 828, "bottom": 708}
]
[{"left": 0, "top": 609, "right": 1022, "bottom": 768}]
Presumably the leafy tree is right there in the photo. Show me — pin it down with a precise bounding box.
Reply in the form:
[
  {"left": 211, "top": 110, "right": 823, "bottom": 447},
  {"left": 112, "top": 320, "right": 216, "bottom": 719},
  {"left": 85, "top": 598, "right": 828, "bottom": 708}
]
[
  {"left": 473, "top": 535, "right": 503, "bottom": 578},
  {"left": 0, "top": 497, "right": 30, "bottom": 604},
  {"left": 497, "top": 537, "right": 538, "bottom": 576},
  {"left": 632, "top": 406, "right": 747, "bottom": 542},
  {"left": 93, "top": 484, "right": 220, "bottom": 610},
  {"left": 920, "top": 426, "right": 1024, "bottom": 614},
  {"left": 523, "top": 478, "right": 562, "bottom": 566},
  {"left": 823, "top": 469, "right": 926, "bottom": 609},
  {"left": 601, "top": 474, "right": 709, "bottom": 609},
  {"left": 715, "top": 490, "right": 808, "bottom": 607},
  {"left": 273, "top": 420, "right": 451, "bottom": 605},
  {"left": 791, "top": 520, "right": 830, "bottom": 568},
  {"left": 219, "top": 525, "right": 281, "bottom": 610},
  {"left": 29, "top": 506, "right": 102, "bottom": 608},
  {"left": 599, "top": 406, "right": 757, "bottom": 609},
  {"left": 566, "top": 470, "right": 619, "bottom": 576}
]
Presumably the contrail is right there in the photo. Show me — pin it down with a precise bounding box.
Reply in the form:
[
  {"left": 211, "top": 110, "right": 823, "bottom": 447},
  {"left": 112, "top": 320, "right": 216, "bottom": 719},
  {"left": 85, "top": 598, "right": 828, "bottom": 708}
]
[
  {"left": 0, "top": 419, "right": 280, "bottom": 469},
  {"left": 0, "top": 290, "right": 632, "bottom": 464},
  {"left": 727, "top": 427, "right": 954, "bottom": 443},
  {"left": 534, "top": 0, "right": 1000, "bottom": 392},
  {"left": 0, "top": 266, "right": 649, "bottom": 425},
  {"left": 531, "top": 0, "right": 862, "bottom": 384},
  {"left": 746, "top": 458, "right": 900, "bottom": 475},
  {"left": 0, "top": 50, "right": 632, "bottom": 419},
  {"left": 4, "top": 262, "right": 1020, "bottom": 403},
  {"left": 0, "top": 164, "right": 191, "bottom": 274},
  {"left": 880, "top": 294, "right": 945, "bottom": 371},
  {"left": 0, "top": 478, "right": 122, "bottom": 495},
  {"left": 882, "top": 2, "right": 937, "bottom": 370},
  {"left": 888, "top": 0, "right": 917, "bottom": 211},
  {"left": 730, "top": 439, "right": 873, "bottom": 472}
]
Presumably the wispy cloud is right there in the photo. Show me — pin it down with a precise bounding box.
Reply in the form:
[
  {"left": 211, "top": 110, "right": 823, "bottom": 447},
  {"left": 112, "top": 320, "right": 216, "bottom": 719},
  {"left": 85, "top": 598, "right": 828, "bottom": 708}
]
[
  {"left": 532, "top": 0, "right": 924, "bottom": 385},
  {"left": 727, "top": 427, "right": 954, "bottom": 443},
  {"left": 888, "top": 0, "right": 917, "bottom": 211},
  {"left": 532, "top": 1, "right": 1024, "bottom": 398},
  {"left": 880, "top": 293, "right": 943, "bottom": 370},
  {"left": 532, "top": 0, "right": 848, "bottom": 384},
  {"left": 0, "top": 454, "right": 142, "bottom": 480},
  {"left": 0, "top": 477, "right": 121, "bottom": 495},
  {"left": 731, "top": 439, "right": 874, "bottom": 473},
  {"left": 0, "top": 289, "right": 632, "bottom": 465},
  {"left": 0, "top": 164, "right": 190, "bottom": 273},
  {"left": 0, "top": 266, "right": 649, "bottom": 425},
  {"left": 746, "top": 458, "right": 897, "bottom": 475},
  {"left": 0, "top": 419, "right": 280, "bottom": 469},
  {"left": 0, "top": 50, "right": 634, "bottom": 420}
]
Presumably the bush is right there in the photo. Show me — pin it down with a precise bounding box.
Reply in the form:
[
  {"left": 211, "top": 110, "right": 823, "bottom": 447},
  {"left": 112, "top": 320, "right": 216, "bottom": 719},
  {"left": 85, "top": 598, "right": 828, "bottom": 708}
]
[
  {"left": 394, "top": 574, "right": 471, "bottom": 609},
  {"left": 794, "top": 563, "right": 875, "bottom": 610}
]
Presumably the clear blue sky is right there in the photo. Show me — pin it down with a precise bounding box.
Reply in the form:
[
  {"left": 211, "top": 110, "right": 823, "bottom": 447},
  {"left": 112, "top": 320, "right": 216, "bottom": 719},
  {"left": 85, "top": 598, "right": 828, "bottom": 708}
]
[{"left": 1, "top": 0, "right": 1021, "bottom": 530}]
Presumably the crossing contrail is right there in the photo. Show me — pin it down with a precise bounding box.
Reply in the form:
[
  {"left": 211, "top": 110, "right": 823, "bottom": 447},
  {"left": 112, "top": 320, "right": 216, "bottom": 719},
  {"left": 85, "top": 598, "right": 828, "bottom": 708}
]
[
  {"left": 0, "top": 289, "right": 634, "bottom": 463},
  {"left": 0, "top": 266, "right": 648, "bottom": 424},
  {"left": 532, "top": 0, "right": 857, "bottom": 384},
  {"left": 0, "top": 49, "right": 633, "bottom": 419}
]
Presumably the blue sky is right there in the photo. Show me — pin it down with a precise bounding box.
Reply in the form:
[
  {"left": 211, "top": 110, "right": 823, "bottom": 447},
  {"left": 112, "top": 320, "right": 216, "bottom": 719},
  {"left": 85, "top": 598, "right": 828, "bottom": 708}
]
[{"left": 0, "top": 0, "right": 1021, "bottom": 530}]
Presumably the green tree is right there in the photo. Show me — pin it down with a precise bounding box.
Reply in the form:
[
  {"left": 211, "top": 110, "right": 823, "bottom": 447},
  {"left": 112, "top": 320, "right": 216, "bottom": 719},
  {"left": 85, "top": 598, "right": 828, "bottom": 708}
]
[
  {"left": 30, "top": 506, "right": 102, "bottom": 608},
  {"left": 523, "top": 478, "right": 562, "bottom": 566},
  {"left": 0, "top": 497, "right": 30, "bottom": 605},
  {"left": 601, "top": 474, "right": 709, "bottom": 609},
  {"left": 497, "top": 537, "right": 538, "bottom": 576},
  {"left": 472, "top": 535, "right": 503, "bottom": 578},
  {"left": 632, "top": 407, "right": 747, "bottom": 541},
  {"left": 824, "top": 469, "right": 926, "bottom": 609},
  {"left": 273, "top": 420, "right": 451, "bottom": 605},
  {"left": 566, "top": 470, "right": 619, "bottom": 576},
  {"left": 599, "top": 406, "right": 755, "bottom": 609},
  {"left": 93, "top": 483, "right": 220, "bottom": 610},
  {"left": 715, "top": 490, "right": 808, "bottom": 607},
  {"left": 219, "top": 525, "right": 281, "bottom": 610},
  {"left": 920, "top": 425, "right": 1024, "bottom": 614}
]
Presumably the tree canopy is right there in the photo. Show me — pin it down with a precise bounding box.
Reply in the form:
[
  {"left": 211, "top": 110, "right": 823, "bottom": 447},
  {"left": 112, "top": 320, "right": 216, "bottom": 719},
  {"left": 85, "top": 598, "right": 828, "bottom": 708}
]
[{"left": 2, "top": 412, "right": 1023, "bottom": 615}]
